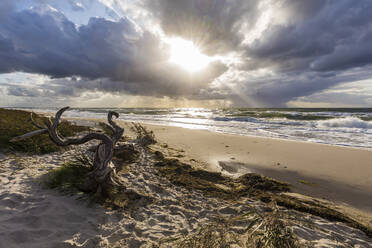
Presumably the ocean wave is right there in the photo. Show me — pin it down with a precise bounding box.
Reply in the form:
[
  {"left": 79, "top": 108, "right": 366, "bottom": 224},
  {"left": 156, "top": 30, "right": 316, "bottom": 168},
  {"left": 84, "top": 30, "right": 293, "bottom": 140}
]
[
  {"left": 317, "top": 117, "right": 372, "bottom": 129},
  {"left": 14, "top": 107, "right": 372, "bottom": 149},
  {"left": 214, "top": 116, "right": 260, "bottom": 123},
  {"left": 225, "top": 111, "right": 333, "bottom": 120}
]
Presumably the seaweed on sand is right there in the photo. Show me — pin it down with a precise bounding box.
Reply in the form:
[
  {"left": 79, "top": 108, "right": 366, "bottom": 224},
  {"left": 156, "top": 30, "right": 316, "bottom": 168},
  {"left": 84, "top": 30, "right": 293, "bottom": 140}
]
[
  {"left": 152, "top": 152, "right": 372, "bottom": 238},
  {"left": 159, "top": 207, "right": 304, "bottom": 248},
  {"left": 153, "top": 158, "right": 290, "bottom": 200}
]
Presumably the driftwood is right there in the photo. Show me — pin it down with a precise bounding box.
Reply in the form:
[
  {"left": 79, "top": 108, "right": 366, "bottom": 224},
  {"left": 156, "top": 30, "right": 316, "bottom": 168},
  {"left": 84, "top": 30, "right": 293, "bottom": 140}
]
[{"left": 11, "top": 107, "right": 124, "bottom": 194}]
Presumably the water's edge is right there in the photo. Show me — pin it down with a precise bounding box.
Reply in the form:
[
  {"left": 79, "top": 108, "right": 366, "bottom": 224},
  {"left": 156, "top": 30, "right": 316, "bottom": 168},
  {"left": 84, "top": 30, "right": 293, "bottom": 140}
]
[{"left": 11, "top": 107, "right": 372, "bottom": 150}]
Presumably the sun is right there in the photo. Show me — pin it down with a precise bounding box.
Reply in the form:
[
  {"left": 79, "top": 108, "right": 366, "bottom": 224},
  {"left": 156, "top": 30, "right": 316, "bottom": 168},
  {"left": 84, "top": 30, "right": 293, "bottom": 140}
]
[{"left": 167, "top": 38, "right": 212, "bottom": 72}]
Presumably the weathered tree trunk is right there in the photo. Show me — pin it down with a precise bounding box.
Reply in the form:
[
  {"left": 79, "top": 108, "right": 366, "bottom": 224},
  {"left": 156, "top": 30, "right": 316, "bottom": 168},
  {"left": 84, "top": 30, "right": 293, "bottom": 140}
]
[{"left": 11, "top": 107, "right": 124, "bottom": 195}]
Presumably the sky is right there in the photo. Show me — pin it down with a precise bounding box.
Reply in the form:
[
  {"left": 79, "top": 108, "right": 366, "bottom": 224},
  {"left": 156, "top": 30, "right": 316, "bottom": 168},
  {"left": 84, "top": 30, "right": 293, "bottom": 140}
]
[{"left": 1, "top": 0, "right": 372, "bottom": 108}]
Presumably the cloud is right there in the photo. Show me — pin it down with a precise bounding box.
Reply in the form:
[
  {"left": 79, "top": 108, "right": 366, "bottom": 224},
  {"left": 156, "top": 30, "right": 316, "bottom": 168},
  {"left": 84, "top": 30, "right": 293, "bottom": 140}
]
[
  {"left": 0, "top": 5, "right": 227, "bottom": 99},
  {"left": 245, "top": 0, "right": 372, "bottom": 72},
  {"left": 1, "top": 0, "right": 372, "bottom": 107},
  {"left": 145, "top": 0, "right": 260, "bottom": 55}
]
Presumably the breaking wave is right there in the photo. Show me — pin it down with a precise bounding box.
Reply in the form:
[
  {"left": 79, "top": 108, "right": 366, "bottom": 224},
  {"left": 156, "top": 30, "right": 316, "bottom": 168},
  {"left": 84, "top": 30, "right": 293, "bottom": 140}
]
[
  {"left": 317, "top": 117, "right": 372, "bottom": 129},
  {"left": 13, "top": 107, "right": 372, "bottom": 149}
]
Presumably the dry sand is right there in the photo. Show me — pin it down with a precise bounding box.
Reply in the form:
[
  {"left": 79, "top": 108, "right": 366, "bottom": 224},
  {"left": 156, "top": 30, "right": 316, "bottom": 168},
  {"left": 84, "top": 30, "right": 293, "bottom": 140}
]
[
  {"left": 125, "top": 122, "right": 372, "bottom": 217},
  {"left": 1, "top": 116, "right": 372, "bottom": 247}
]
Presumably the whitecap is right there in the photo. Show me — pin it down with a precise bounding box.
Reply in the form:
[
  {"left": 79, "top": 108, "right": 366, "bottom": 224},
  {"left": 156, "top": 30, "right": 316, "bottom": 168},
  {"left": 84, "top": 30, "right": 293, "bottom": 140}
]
[{"left": 317, "top": 117, "right": 372, "bottom": 129}]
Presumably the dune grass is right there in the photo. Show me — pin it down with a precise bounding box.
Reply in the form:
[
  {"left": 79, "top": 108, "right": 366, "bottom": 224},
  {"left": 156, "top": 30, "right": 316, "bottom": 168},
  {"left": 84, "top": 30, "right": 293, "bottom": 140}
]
[
  {"left": 0, "top": 108, "right": 90, "bottom": 154},
  {"left": 43, "top": 151, "right": 93, "bottom": 194},
  {"left": 131, "top": 122, "right": 156, "bottom": 146},
  {"left": 42, "top": 145, "right": 152, "bottom": 210},
  {"left": 43, "top": 161, "right": 92, "bottom": 194}
]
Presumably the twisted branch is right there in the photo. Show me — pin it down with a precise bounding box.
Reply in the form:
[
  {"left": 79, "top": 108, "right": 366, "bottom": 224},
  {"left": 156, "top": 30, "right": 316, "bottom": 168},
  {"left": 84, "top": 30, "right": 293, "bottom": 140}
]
[
  {"left": 107, "top": 111, "right": 124, "bottom": 144},
  {"left": 10, "top": 106, "right": 125, "bottom": 190}
]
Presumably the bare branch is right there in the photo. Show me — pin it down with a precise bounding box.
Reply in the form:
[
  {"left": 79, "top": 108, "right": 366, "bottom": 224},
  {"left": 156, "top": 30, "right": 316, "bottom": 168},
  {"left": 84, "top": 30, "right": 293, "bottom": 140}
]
[
  {"left": 107, "top": 111, "right": 124, "bottom": 144},
  {"left": 99, "top": 122, "right": 115, "bottom": 134},
  {"left": 10, "top": 129, "right": 48, "bottom": 142},
  {"left": 9, "top": 106, "right": 125, "bottom": 193},
  {"left": 51, "top": 106, "right": 70, "bottom": 129},
  {"left": 30, "top": 112, "right": 46, "bottom": 129},
  {"left": 108, "top": 111, "right": 120, "bottom": 130},
  {"left": 46, "top": 107, "right": 114, "bottom": 149}
]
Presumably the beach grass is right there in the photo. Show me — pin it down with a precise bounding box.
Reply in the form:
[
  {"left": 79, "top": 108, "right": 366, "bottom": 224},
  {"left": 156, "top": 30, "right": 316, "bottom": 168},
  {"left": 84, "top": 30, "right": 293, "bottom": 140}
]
[
  {"left": 0, "top": 108, "right": 90, "bottom": 154},
  {"left": 43, "top": 161, "right": 92, "bottom": 194},
  {"left": 131, "top": 122, "right": 156, "bottom": 146},
  {"left": 43, "top": 151, "right": 93, "bottom": 194}
]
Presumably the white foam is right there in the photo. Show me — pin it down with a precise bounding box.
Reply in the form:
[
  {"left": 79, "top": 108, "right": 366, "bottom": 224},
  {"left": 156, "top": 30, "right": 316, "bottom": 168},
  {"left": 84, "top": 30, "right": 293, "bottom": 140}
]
[
  {"left": 317, "top": 117, "right": 372, "bottom": 129},
  {"left": 14, "top": 108, "right": 372, "bottom": 149}
]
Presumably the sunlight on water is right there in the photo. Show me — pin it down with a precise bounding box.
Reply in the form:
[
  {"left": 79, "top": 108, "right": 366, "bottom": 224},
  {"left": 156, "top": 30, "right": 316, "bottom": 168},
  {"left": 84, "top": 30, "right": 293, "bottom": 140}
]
[{"left": 14, "top": 107, "right": 372, "bottom": 149}]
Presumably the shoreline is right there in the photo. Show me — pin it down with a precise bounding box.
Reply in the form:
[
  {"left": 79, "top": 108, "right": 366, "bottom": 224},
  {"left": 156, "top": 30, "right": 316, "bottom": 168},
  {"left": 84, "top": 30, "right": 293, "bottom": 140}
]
[
  {"left": 66, "top": 116, "right": 372, "bottom": 151},
  {"left": 65, "top": 117, "right": 372, "bottom": 217},
  {"left": 29, "top": 108, "right": 372, "bottom": 151}
]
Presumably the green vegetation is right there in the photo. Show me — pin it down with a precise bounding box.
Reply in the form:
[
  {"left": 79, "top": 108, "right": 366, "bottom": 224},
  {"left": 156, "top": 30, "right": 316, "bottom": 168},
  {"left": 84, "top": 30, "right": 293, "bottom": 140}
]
[
  {"left": 43, "top": 145, "right": 151, "bottom": 210},
  {"left": 0, "top": 108, "right": 89, "bottom": 154},
  {"left": 98, "top": 122, "right": 115, "bottom": 136},
  {"left": 299, "top": 180, "right": 316, "bottom": 186},
  {"left": 43, "top": 161, "right": 92, "bottom": 194}
]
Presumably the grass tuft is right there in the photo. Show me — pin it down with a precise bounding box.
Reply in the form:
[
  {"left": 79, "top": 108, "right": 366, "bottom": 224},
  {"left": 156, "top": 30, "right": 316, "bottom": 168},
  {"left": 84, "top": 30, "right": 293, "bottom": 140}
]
[
  {"left": 247, "top": 209, "right": 302, "bottom": 248},
  {"left": 43, "top": 161, "right": 92, "bottom": 194},
  {"left": 131, "top": 122, "right": 156, "bottom": 146}
]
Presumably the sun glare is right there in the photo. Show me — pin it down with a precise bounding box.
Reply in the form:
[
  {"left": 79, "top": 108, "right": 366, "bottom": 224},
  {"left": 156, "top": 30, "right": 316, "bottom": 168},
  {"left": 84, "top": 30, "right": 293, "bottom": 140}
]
[{"left": 167, "top": 38, "right": 212, "bottom": 72}]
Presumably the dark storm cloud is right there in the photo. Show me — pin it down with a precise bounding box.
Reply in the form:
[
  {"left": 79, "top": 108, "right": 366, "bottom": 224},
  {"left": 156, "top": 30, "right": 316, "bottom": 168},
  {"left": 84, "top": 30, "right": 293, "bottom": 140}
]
[
  {"left": 246, "top": 0, "right": 372, "bottom": 72},
  {"left": 0, "top": 5, "right": 227, "bottom": 98},
  {"left": 146, "top": 0, "right": 260, "bottom": 55},
  {"left": 2, "top": 0, "right": 372, "bottom": 107}
]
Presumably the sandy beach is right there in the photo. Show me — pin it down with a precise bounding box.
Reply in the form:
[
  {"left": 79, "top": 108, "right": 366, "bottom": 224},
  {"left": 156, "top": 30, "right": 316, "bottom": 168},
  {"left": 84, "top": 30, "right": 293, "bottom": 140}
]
[
  {"left": 1, "top": 114, "right": 372, "bottom": 247},
  {"left": 130, "top": 122, "right": 372, "bottom": 216}
]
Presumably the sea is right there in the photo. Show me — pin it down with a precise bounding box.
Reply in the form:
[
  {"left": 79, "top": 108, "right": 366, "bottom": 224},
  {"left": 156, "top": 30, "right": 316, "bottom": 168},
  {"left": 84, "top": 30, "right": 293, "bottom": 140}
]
[{"left": 14, "top": 107, "right": 372, "bottom": 150}]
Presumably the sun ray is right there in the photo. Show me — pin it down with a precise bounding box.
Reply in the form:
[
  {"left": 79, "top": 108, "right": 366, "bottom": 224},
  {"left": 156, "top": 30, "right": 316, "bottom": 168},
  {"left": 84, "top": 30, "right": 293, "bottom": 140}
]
[{"left": 166, "top": 38, "right": 212, "bottom": 72}]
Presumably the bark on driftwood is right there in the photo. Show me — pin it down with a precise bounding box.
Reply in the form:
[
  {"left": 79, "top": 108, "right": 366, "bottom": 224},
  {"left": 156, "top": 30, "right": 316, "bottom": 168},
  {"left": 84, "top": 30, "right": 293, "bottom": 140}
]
[{"left": 11, "top": 107, "right": 124, "bottom": 195}]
